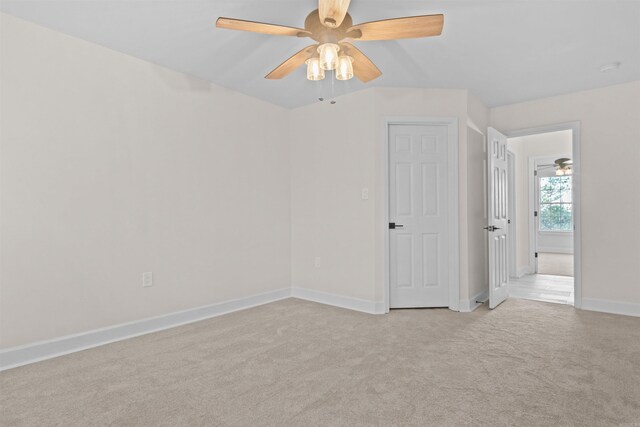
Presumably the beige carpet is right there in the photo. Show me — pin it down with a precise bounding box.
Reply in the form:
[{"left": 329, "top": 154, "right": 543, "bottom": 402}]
[
  {"left": 538, "top": 252, "right": 574, "bottom": 276},
  {"left": 1, "top": 298, "right": 639, "bottom": 426}
]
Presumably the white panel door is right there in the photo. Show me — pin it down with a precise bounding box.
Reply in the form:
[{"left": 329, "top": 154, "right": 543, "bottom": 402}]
[
  {"left": 487, "top": 127, "right": 509, "bottom": 309},
  {"left": 389, "top": 124, "right": 449, "bottom": 308}
]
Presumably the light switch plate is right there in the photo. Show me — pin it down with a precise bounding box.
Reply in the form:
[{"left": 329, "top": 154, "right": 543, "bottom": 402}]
[{"left": 142, "top": 272, "right": 153, "bottom": 287}]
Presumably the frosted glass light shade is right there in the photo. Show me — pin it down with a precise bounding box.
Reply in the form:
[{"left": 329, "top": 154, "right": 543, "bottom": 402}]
[
  {"left": 306, "top": 57, "right": 325, "bottom": 81},
  {"left": 318, "top": 43, "right": 340, "bottom": 70},
  {"left": 336, "top": 55, "right": 354, "bottom": 81}
]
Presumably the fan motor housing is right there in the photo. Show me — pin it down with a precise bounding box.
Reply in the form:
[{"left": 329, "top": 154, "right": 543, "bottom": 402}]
[{"left": 305, "top": 9, "right": 355, "bottom": 42}]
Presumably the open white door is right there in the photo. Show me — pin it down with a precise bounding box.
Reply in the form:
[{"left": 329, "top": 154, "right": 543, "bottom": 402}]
[{"left": 487, "top": 127, "right": 509, "bottom": 308}]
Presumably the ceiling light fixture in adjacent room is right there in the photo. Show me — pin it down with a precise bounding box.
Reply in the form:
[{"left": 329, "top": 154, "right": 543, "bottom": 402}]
[{"left": 555, "top": 158, "right": 573, "bottom": 176}]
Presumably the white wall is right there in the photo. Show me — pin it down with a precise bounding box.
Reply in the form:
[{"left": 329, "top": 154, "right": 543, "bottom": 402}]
[
  {"left": 290, "top": 90, "right": 377, "bottom": 303},
  {"left": 3, "top": 13, "right": 638, "bottom": 353},
  {"left": 373, "top": 88, "right": 471, "bottom": 306},
  {"left": 507, "top": 131, "right": 573, "bottom": 273},
  {"left": 492, "top": 81, "right": 640, "bottom": 305},
  {"left": 0, "top": 14, "right": 292, "bottom": 349},
  {"left": 291, "top": 81, "right": 640, "bottom": 312},
  {"left": 465, "top": 92, "right": 490, "bottom": 301},
  {"left": 291, "top": 87, "right": 486, "bottom": 308},
  {"left": 537, "top": 232, "right": 573, "bottom": 254}
]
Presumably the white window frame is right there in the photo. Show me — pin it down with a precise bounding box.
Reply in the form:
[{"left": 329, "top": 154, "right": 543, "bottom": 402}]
[{"left": 537, "top": 174, "right": 573, "bottom": 233}]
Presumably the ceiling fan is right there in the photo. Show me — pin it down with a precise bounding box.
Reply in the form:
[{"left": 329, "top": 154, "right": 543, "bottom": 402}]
[
  {"left": 553, "top": 158, "right": 573, "bottom": 176},
  {"left": 539, "top": 158, "right": 574, "bottom": 176},
  {"left": 216, "top": 0, "right": 444, "bottom": 83}
]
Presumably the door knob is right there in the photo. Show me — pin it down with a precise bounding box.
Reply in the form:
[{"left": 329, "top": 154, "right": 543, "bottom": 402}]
[
  {"left": 483, "top": 226, "right": 502, "bottom": 232},
  {"left": 389, "top": 222, "right": 404, "bottom": 229}
]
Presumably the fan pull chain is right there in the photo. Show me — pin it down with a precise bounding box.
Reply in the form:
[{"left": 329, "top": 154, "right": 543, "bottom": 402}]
[
  {"left": 316, "top": 71, "right": 337, "bottom": 105},
  {"left": 330, "top": 70, "right": 337, "bottom": 104}
]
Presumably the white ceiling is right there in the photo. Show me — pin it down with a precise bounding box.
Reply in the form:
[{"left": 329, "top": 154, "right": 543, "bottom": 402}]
[{"left": 2, "top": 0, "right": 639, "bottom": 109}]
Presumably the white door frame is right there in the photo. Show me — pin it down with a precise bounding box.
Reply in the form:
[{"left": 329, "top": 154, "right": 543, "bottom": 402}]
[
  {"left": 505, "top": 122, "right": 582, "bottom": 309},
  {"left": 507, "top": 149, "right": 517, "bottom": 278},
  {"left": 383, "top": 117, "right": 460, "bottom": 313}
]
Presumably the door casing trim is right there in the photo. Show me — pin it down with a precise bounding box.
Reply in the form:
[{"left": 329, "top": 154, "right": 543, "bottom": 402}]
[
  {"left": 507, "top": 149, "right": 517, "bottom": 278},
  {"left": 505, "top": 122, "right": 582, "bottom": 309},
  {"left": 383, "top": 117, "right": 460, "bottom": 312}
]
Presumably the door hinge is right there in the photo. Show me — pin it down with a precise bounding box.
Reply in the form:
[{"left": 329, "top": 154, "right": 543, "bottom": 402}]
[
  {"left": 534, "top": 211, "right": 538, "bottom": 217},
  {"left": 508, "top": 219, "right": 511, "bottom": 224},
  {"left": 534, "top": 170, "right": 538, "bottom": 176},
  {"left": 535, "top": 252, "right": 538, "bottom": 258}
]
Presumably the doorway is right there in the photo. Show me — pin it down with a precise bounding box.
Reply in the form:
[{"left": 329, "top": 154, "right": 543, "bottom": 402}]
[
  {"left": 504, "top": 124, "right": 581, "bottom": 307},
  {"left": 384, "top": 118, "right": 459, "bottom": 310}
]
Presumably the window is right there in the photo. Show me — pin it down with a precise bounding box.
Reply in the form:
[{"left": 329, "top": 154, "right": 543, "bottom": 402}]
[{"left": 539, "top": 176, "right": 572, "bottom": 232}]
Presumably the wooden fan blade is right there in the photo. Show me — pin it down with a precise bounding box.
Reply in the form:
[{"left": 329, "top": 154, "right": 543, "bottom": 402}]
[
  {"left": 340, "top": 43, "right": 381, "bottom": 83},
  {"left": 348, "top": 14, "right": 444, "bottom": 41},
  {"left": 216, "top": 17, "right": 311, "bottom": 37},
  {"left": 319, "top": 0, "right": 351, "bottom": 28},
  {"left": 265, "top": 45, "right": 318, "bottom": 79}
]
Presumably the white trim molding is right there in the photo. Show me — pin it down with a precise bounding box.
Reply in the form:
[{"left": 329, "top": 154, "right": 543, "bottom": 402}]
[
  {"left": 506, "top": 121, "right": 582, "bottom": 309},
  {"left": 582, "top": 298, "right": 640, "bottom": 318},
  {"left": 507, "top": 149, "right": 517, "bottom": 279},
  {"left": 459, "top": 288, "right": 489, "bottom": 312},
  {"left": 516, "top": 267, "right": 532, "bottom": 278},
  {"left": 291, "top": 287, "right": 385, "bottom": 315},
  {"left": 5, "top": 285, "right": 637, "bottom": 372},
  {"left": 0, "top": 288, "right": 292, "bottom": 371}
]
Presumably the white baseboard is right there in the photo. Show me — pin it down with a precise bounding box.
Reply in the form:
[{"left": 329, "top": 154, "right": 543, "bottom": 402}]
[
  {"left": 537, "top": 247, "right": 574, "bottom": 254},
  {"left": 581, "top": 298, "right": 640, "bottom": 318},
  {"left": 515, "top": 267, "right": 532, "bottom": 278},
  {"left": 0, "top": 288, "right": 292, "bottom": 371},
  {"left": 459, "top": 288, "right": 489, "bottom": 312},
  {"left": 291, "top": 287, "right": 385, "bottom": 315},
  {"left": 15, "top": 286, "right": 635, "bottom": 371},
  {"left": 0, "top": 287, "right": 386, "bottom": 371}
]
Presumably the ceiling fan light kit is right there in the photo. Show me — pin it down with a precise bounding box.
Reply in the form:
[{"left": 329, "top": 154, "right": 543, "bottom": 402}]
[
  {"left": 318, "top": 42, "right": 340, "bottom": 71},
  {"left": 305, "top": 57, "right": 325, "bottom": 81},
  {"left": 216, "top": 1, "right": 444, "bottom": 84},
  {"left": 556, "top": 168, "right": 572, "bottom": 176},
  {"left": 336, "top": 55, "right": 354, "bottom": 80},
  {"left": 555, "top": 158, "right": 573, "bottom": 176}
]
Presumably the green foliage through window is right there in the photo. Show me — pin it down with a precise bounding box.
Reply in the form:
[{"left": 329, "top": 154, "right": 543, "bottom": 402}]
[{"left": 539, "top": 176, "right": 572, "bottom": 232}]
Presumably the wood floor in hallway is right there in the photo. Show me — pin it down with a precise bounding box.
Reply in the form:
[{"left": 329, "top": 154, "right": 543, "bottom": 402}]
[{"left": 509, "top": 273, "right": 574, "bottom": 305}]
